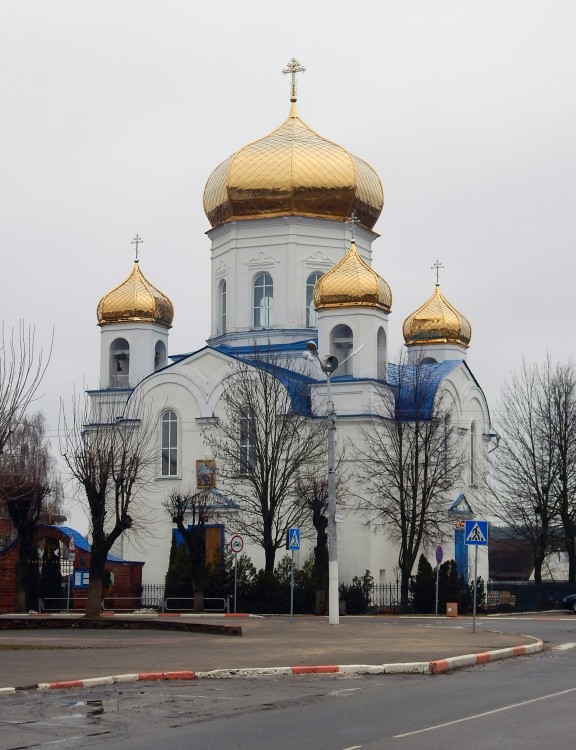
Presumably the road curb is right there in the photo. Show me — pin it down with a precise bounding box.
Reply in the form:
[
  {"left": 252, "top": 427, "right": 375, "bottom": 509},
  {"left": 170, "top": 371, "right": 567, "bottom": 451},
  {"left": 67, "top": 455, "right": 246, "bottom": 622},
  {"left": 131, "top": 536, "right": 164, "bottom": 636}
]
[{"left": 2, "top": 639, "right": 544, "bottom": 694}]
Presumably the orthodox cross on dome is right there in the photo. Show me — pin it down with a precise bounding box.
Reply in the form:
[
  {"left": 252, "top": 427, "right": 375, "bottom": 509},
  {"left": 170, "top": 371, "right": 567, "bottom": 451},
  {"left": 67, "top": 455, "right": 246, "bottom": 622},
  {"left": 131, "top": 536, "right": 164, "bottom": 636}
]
[
  {"left": 431, "top": 259, "right": 444, "bottom": 286},
  {"left": 348, "top": 212, "right": 358, "bottom": 241},
  {"left": 131, "top": 234, "right": 144, "bottom": 262},
  {"left": 282, "top": 58, "right": 306, "bottom": 101}
]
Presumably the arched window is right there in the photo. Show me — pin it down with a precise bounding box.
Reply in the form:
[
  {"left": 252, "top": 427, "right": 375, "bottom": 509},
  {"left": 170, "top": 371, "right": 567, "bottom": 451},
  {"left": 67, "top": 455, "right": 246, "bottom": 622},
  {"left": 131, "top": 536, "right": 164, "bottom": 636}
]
[
  {"left": 154, "top": 340, "right": 166, "bottom": 371},
  {"left": 239, "top": 407, "right": 256, "bottom": 474},
  {"left": 109, "top": 338, "right": 130, "bottom": 388},
  {"left": 253, "top": 273, "right": 273, "bottom": 328},
  {"left": 330, "top": 324, "right": 353, "bottom": 376},
  {"left": 377, "top": 326, "right": 387, "bottom": 380},
  {"left": 161, "top": 410, "right": 178, "bottom": 476},
  {"left": 306, "top": 272, "right": 322, "bottom": 327},
  {"left": 470, "top": 422, "right": 476, "bottom": 485},
  {"left": 218, "top": 279, "right": 227, "bottom": 334}
]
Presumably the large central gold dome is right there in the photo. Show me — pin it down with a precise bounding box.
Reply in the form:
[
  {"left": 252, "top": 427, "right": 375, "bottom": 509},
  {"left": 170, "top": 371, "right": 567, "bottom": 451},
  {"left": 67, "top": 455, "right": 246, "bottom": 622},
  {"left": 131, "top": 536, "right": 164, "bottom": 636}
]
[{"left": 203, "top": 101, "right": 383, "bottom": 230}]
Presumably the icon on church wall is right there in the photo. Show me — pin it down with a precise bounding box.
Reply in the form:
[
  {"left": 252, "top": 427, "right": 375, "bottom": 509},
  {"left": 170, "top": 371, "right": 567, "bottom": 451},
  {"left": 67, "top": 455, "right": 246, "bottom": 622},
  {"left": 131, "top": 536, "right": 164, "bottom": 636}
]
[{"left": 196, "top": 459, "right": 216, "bottom": 489}]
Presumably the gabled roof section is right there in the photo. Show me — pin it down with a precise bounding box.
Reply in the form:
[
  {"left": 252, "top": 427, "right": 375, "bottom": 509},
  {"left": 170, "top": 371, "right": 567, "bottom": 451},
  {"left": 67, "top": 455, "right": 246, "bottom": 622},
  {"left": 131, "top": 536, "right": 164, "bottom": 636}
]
[
  {"left": 56, "top": 526, "right": 138, "bottom": 564},
  {"left": 213, "top": 341, "right": 318, "bottom": 416},
  {"left": 387, "top": 360, "right": 462, "bottom": 420}
]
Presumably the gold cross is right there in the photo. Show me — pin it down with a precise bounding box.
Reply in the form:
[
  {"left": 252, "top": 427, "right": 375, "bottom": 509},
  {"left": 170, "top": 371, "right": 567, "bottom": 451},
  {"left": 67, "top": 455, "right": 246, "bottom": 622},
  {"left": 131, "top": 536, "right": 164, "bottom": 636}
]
[
  {"left": 282, "top": 58, "right": 306, "bottom": 101},
  {"left": 431, "top": 259, "right": 444, "bottom": 286},
  {"left": 131, "top": 234, "right": 144, "bottom": 262},
  {"left": 348, "top": 212, "right": 359, "bottom": 241}
]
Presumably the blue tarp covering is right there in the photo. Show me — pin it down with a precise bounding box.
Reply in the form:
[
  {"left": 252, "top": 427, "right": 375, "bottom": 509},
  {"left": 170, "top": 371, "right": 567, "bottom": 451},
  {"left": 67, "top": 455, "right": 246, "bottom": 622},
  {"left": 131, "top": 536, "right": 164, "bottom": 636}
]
[{"left": 387, "top": 360, "right": 462, "bottom": 420}]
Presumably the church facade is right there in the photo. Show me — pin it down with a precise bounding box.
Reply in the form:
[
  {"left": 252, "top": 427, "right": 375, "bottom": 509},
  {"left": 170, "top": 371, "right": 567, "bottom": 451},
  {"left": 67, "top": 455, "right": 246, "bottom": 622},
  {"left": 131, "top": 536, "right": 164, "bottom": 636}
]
[{"left": 90, "top": 63, "right": 493, "bottom": 588}]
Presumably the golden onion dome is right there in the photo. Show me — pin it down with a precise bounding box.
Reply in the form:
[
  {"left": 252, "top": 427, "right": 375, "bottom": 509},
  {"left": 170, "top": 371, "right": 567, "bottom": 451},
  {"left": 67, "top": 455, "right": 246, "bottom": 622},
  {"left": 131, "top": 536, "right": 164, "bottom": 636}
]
[
  {"left": 403, "top": 285, "right": 471, "bottom": 347},
  {"left": 313, "top": 240, "right": 392, "bottom": 311},
  {"left": 203, "top": 100, "right": 383, "bottom": 230},
  {"left": 97, "top": 262, "right": 174, "bottom": 328}
]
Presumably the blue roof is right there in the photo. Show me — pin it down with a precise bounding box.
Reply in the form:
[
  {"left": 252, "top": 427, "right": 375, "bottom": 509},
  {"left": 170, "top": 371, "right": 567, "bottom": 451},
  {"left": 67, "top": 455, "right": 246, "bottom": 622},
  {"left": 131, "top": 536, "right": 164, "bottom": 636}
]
[
  {"left": 387, "top": 360, "right": 462, "bottom": 420},
  {"left": 55, "top": 526, "right": 136, "bottom": 564},
  {"left": 213, "top": 342, "right": 319, "bottom": 416}
]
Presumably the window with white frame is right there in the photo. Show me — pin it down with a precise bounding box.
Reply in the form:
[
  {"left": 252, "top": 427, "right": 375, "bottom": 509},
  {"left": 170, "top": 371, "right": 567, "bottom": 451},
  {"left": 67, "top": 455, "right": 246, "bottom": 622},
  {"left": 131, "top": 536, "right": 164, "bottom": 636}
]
[
  {"left": 239, "top": 407, "right": 256, "bottom": 474},
  {"left": 470, "top": 422, "right": 476, "bottom": 485},
  {"left": 306, "top": 272, "right": 322, "bottom": 327},
  {"left": 253, "top": 272, "right": 273, "bottom": 328},
  {"left": 219, "top": 279, "right": 227, "bottom": 334},
  {"left": 161, "top": 410, "right": 178, "bottom": 476}
]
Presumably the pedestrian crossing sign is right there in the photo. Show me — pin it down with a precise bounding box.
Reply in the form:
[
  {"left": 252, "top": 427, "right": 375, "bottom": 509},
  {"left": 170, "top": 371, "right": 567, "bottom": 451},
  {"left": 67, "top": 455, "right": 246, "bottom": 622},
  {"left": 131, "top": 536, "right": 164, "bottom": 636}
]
[
  {"left": 287, "top": 528, "right": 301, "bottom": 551},
  {"left": 464, "top": 520, "right": 489, "bottom": 546}
]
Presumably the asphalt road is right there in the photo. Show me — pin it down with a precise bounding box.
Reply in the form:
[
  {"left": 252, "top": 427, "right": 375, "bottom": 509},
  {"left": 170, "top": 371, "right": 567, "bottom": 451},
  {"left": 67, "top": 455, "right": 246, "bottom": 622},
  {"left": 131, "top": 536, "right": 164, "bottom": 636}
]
[
  {"left": 0, "top": 616, "right": 576, "bottom": 750},
  {"left": 1, "top": 614, "right": 574, "bottom": 749}
]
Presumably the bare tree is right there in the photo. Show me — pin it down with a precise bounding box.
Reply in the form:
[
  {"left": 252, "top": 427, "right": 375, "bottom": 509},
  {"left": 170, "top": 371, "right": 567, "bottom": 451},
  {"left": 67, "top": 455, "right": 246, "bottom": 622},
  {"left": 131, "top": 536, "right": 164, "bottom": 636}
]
[
  {"left": 548, "top": 362, "right": 576, "bottom": 581},
  {"left": 356, "top": 359, "right": 464, "bottom": 611},
  {"left": 0, "top": 322, "right": 51, "bottom": 456},
  {"left": 294, "top": 463, "right": 348, "bottom": 615},
  {"left": 489, "top": 359, "right": 560, "bottom": 583},
  {"left": 203, "top": 349, "right": 327, "bottom": 576},
  {"left": 294, "top": 473, "right": 328, "bottom": 615},
  {"left": 163, "top": 489, "right": 216, "bottom": 611},
  {"left": 60, "top": 393, "right": 158, "bottom": 617},
  {"left": 0, "top": 413, "right": 60, "bottom": 611}
]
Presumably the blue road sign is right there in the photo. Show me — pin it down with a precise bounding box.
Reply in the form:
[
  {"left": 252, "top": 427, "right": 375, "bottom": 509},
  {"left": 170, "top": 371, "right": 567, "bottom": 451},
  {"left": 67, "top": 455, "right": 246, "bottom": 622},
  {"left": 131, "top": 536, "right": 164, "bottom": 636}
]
[
  {"left": 464, "top": 520, "right": 489, "bottom": 546},
  {"left": 435, "top": 545, "right": 443, "bottom": 565},
  {"left": 288, "top": 528, "right": 301, "bottom": 551}
]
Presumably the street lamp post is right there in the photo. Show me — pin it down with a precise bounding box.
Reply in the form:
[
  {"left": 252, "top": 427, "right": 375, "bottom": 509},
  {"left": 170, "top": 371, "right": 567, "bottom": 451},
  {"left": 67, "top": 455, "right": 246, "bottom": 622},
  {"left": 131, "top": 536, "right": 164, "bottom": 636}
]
[{"left": 305, "top": 341, "right": 340, "bottom": 625}]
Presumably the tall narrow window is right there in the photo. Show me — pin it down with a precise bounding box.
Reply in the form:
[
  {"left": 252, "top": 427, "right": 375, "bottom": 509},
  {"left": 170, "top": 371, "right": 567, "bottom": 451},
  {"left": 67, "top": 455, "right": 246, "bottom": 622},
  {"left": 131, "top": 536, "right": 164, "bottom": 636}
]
[
  {"left": 253, "top": 273, "right": 273, "bottom": 328},
  {"left": 219, "top": 280, "right": 227, "bottom": 334},
  {"left": 306, "top": 272, "right": 322, "bottom": 327},
  {"left": 470, "top": 422, "right": 476, "bottom": 485},
  {"left": 161, "top": 410, "right": 178, "bottom": 476},
  {"left": 239, "top": 408, "right": 256, "bottom": 474}
]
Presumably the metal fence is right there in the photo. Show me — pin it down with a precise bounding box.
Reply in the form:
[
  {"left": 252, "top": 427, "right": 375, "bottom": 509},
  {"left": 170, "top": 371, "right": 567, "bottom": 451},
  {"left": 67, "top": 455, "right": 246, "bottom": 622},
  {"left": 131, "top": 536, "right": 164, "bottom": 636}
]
[{"left": 339, "top": 582, "right": 402, "bottom": 615}]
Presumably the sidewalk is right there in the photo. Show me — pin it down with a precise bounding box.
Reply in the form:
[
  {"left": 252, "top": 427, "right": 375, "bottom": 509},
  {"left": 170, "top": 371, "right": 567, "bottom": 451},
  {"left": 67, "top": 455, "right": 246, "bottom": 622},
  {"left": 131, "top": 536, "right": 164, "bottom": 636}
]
[{"left": 0, "top": 614, "right": 543, "bottom": 693}]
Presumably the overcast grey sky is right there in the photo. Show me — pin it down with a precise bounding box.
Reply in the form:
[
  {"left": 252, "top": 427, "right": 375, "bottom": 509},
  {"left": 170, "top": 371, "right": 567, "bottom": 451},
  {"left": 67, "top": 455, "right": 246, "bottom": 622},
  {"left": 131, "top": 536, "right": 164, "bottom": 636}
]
[{"left": 1, "top": 1, "right": 575, "bottom": 531}]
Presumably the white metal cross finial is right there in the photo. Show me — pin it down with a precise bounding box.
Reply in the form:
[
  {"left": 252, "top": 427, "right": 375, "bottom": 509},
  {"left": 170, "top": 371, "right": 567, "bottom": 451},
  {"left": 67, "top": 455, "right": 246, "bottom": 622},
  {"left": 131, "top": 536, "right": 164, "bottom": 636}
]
[
  {"left": 431, "top": 259, "right": 444, "bottom": 286},
  {"left": 131, "top": 234, "right": 144, "bottom": 262},
  {"left": 282, "top": 58, "right": 306, "bottom": 101},
  {"left": 348, "top": 212, "right": 358, "bottom": 241}
]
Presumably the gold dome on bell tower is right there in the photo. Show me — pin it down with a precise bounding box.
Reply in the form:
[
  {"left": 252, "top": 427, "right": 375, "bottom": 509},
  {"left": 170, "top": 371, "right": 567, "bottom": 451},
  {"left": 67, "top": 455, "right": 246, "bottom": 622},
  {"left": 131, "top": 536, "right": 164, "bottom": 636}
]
[
  {"left": 97, "top": 251, "right": 174, "bottom": 329},
  {"left": 203, "top": 59, "right": 384, "bottom": 231},
  {"left": 403, "top": 283, "right": 471, "bottom": 348},
  {"left": 314, "top": 240, "right": 392, "bottom": 311}
]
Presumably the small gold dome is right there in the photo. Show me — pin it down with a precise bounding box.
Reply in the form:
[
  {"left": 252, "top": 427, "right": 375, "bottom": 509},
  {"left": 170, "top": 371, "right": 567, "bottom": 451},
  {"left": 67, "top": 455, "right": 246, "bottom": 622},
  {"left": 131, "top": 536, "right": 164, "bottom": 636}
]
[
  {"left": 313, "top": 241, "right": 392, "bottom": 311},
  {"left": 403, "top": 286, "right": 471, "bottom": 347},
  {"left": 97, "top": 262, "right": 174, "bottom": 328},
  {"left": 203, "top": 102, "right": 383, "bottom": 230}
]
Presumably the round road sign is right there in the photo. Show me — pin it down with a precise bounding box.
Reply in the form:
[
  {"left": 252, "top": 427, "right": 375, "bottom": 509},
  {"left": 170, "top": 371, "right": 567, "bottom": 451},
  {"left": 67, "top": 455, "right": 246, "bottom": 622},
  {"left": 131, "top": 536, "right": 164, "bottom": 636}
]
[
  {"left": 435, "top": 545, "right": 443, "bottom": 565},
  {"left": 230, "top": 534, "right": 244, "bottom": 554}
]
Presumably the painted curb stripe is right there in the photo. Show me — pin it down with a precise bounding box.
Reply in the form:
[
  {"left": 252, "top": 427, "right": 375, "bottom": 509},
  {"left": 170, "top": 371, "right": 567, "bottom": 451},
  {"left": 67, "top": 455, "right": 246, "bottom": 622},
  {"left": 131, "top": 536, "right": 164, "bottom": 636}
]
[
  {"left": 1, "top": 640, "right": 545, "bottom": 693},
  {"left": 291, "top": 665, "right": 339, "bottom": 674},
  {"left": 137, "top": 671, "right": 196, "bottom": 681}
]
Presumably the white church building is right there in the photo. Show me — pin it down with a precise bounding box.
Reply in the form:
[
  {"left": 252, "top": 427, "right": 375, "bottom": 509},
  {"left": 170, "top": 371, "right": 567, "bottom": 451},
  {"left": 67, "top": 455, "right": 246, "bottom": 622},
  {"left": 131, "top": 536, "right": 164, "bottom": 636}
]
[{"left": 89, "top": 63, "right": 493, "bottom": 588}]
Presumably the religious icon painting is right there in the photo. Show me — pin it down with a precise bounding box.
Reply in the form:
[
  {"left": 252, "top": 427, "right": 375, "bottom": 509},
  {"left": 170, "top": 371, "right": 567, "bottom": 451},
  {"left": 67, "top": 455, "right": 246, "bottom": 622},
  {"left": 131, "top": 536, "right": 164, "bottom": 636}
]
[{"left": 196, "top": 459, "right": 216, "bottom": 489}]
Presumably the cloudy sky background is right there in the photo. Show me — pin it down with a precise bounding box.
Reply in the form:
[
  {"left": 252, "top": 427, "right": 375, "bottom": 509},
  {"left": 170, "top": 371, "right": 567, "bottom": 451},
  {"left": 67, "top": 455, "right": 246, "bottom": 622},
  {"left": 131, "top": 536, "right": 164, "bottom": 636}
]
[{"left": 1, "top": 1, "right": 575, "bottom": 531}]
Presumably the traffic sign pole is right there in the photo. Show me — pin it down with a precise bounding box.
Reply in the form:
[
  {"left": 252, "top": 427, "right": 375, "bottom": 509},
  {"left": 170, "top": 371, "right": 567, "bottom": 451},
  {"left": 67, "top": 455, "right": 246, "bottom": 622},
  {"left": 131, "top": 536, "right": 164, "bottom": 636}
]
[{"left": 230, "top": 535, "right": 244, "bottom": 613}]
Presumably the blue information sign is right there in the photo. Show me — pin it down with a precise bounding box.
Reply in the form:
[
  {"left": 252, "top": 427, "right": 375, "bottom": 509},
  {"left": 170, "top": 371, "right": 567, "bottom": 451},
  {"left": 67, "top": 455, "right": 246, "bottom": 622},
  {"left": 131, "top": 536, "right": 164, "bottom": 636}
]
[
  {"left": 464, "top": 520, "right": 489, "bottom": 546},
  {"left": 288, "top": 528, "right": 301, "bottom": 551}
]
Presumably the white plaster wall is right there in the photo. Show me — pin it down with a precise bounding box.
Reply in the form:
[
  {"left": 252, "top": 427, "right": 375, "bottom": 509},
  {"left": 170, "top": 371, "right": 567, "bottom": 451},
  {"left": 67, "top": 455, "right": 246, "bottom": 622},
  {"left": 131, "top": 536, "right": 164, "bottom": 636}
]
[{"left": 207, "top": 217, "right": 380, "bottom": 346}]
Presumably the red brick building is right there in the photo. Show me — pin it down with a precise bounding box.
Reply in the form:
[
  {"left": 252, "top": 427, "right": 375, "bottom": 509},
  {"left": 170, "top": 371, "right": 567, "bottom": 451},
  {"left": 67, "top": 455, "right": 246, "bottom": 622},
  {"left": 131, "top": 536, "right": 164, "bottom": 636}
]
[{"left": 0, "top": 524, "right": 143, "bottom": 613}]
